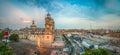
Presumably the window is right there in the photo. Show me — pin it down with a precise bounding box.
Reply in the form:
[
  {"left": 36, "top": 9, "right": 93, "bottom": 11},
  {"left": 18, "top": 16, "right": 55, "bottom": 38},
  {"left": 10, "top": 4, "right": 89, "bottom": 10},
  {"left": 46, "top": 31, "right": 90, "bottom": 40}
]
[
  {"left": 47, "top": 36, "right": 49, "bottom": 39},
  {"left": 46, "top": 27, "right": 50, "bottom": 30},
  {"left": 47, "top": 32, "right": 49, "bottom": 34}
]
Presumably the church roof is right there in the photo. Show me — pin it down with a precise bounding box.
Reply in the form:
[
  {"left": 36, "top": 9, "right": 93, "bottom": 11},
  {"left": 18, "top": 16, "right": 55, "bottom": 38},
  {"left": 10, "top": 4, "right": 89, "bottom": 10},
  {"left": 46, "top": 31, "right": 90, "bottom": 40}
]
[{"left": 31, "top": 20, "right": 37, "bottom": 28}]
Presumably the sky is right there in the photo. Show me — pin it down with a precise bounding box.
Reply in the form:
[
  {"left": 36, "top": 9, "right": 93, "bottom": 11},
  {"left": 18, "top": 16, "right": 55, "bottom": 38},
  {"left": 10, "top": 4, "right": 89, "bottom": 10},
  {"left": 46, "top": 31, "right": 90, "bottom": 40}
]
[{"left": 0, "top": 0, "right": 120, "bottom": 30}]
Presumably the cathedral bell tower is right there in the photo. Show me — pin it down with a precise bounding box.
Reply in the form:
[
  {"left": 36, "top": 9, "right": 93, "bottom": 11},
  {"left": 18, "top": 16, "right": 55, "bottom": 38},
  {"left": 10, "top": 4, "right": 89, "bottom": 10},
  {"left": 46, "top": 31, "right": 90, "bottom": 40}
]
[{"left": 43, "top": 12, "right": 55, "bottom": 45}]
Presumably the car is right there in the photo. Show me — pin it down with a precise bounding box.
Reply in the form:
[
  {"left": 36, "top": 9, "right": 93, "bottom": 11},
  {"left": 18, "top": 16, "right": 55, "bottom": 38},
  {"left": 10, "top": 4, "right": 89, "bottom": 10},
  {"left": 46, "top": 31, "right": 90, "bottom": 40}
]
[{"left": 2, "top": 39, "right": 10, "bottom": 43}]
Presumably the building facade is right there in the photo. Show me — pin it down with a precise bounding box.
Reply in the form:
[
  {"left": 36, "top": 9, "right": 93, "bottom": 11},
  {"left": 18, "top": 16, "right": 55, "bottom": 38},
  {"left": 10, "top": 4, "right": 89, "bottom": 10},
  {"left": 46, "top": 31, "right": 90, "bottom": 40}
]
[
  {"left": 15, "top": 13, "right": 55, "bottom": 47},
  {"left": 42, "top": 13, "right": 55, "bottom": 45}
]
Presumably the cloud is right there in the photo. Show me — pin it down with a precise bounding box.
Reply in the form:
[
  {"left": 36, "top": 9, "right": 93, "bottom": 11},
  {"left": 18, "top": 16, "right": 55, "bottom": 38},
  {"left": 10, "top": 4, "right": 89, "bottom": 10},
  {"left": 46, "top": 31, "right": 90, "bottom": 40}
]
[
  {"left": 55, "top": 17, "right": 93, "bottom": 29},
  {"left": 97, "top": 14, "right": 120, "bottom": 27},
  {"left": 55, "top": 14, "right": 120, "bottom": 29},
  {"left": 0, "top": 1, "right": 47, "bottom": 29},
  {"left": 28, "top": 7, "right": 47, "bottom": 24},
  {"left": 51, "top": 0, "right": 120, "bottom": 29},
  {"left": 104, "top": 0, "right": 120, "bottom": 15},
  {"left": 0, "top": 0, "right": 120, "bottom": 30},
  {"left": 53, "top": 2, "right": 93, "bottom": 19},
  {"left": 19, "top": 3, "right": 48, "bottom": 28},
  {"left": 0, "top": 1, "right": 31, "bottom": 29}
]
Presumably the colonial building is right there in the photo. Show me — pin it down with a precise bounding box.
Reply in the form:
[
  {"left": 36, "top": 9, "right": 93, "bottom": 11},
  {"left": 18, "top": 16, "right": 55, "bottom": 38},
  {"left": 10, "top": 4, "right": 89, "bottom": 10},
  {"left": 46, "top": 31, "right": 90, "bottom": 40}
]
[
  {"left": 16, "top": 13, "right": 55, "bottom": 47},
  {"left": 41, "top": 12, "right": 55, "bottom": 45},
  {"left": 37, "top": 12, "right": 55, "bottom": 47}
]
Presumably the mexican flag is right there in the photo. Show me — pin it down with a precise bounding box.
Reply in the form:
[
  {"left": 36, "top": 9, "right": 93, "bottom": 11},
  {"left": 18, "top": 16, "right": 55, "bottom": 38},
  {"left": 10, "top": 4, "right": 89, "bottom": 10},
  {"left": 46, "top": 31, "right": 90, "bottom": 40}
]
[{"left": 4, "top": 31, "right": 9, "bottom": 38}]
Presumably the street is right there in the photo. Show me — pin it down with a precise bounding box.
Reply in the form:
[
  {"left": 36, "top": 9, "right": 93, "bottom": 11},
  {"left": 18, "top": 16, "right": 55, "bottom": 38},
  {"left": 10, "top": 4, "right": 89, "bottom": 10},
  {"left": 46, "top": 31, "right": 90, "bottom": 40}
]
[{"left": 8, "top": 39, "right": 39, "bottom": 55}]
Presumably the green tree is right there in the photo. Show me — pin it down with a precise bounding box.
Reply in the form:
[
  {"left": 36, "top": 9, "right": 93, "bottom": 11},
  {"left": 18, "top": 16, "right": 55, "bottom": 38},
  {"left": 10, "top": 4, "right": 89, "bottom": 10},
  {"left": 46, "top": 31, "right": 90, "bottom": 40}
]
[
  {"left": 0, "top": 42, "right": 15, "bottom": 55},
  {"left": 9, "top": 34, "right": 19, "bottom": 41},
  {"left": 0, "top": 31, "right": 4, "bottom": 39},
  {"left": 83, "top": 48, "right": 112, "bottom": 55}
]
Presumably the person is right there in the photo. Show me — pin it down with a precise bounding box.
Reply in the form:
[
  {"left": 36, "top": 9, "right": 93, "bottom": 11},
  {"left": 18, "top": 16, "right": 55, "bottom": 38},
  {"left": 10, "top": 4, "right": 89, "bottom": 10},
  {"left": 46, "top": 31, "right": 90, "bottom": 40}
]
[{"left": 34, "top": 51, "right": 37, "bottom": 55}]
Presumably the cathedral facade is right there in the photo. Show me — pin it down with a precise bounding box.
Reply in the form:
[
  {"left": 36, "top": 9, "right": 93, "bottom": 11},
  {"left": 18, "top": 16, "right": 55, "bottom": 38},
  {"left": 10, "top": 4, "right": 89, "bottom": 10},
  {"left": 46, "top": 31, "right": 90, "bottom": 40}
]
[
  {"left": 42, "top": 13, "right": 55, "bottom": 44},
  {"left": 18, "top": 13, "right": 55, "bottom": 47},
  {"left": 39, "top": 13, "right": 55, "bottom": 47}
]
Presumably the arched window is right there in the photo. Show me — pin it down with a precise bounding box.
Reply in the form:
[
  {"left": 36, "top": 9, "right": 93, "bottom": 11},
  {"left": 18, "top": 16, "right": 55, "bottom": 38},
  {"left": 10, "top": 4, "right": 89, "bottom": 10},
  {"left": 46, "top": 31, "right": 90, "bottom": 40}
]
[{"left": 47, "top": 36, "right": 49, "bottom": 39}]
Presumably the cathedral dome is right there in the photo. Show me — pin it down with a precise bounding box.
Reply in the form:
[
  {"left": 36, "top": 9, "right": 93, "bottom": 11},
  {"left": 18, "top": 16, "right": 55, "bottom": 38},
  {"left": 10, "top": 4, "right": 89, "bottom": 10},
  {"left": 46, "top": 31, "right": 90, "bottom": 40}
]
[
  {"left": 31, "top": 20, "right": 37, "bottom": 28},
  {"left": 31, "top": 24, "right": 37, "bottom": 27}
]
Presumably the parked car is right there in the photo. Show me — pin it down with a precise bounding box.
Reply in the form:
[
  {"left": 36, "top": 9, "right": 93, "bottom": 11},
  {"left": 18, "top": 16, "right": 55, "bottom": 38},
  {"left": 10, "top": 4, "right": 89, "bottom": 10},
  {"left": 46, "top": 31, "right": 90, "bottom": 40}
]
[{"left": 2, "top": 39, "right": 10, "bottom": 43}]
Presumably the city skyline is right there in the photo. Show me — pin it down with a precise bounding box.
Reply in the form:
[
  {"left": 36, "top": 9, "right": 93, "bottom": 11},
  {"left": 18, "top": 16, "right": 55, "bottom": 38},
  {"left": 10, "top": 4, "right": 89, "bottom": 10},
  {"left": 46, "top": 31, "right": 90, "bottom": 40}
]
[{"left": 0, "top": 0, "right": 120, "bottom": 30}]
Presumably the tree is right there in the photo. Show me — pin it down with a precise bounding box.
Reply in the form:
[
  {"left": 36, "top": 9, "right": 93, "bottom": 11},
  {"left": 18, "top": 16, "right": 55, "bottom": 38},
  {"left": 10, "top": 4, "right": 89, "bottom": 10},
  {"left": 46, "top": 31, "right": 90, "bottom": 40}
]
[
  {"left": 83, "top": 48, "right": 112, "bottom": 55},
  {"left": 0, "top": 42, "right": 15, "bottom": 55},
  {"left": 0, "top": 31, "right": 4, "bottom": 40},
  {"left": 9, "top": 34, "right": 19, "bottom": 41}
]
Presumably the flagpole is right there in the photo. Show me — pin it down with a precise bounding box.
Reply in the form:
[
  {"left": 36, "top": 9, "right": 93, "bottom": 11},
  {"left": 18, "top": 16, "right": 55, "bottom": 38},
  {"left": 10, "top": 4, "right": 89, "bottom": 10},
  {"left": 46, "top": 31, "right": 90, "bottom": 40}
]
[
  {"left": 3, "top": 31, "right": 9, "bottom": 55},
  {"left": 3, "top": 37, "right": 7, "bottom": 55}
]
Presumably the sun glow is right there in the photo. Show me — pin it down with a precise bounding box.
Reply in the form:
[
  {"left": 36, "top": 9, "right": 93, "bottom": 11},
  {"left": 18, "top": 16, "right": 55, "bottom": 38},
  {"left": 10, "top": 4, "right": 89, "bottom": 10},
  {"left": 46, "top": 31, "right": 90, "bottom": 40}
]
[{"left": 23, "top": 20, "right": 31, "bottom": 24}]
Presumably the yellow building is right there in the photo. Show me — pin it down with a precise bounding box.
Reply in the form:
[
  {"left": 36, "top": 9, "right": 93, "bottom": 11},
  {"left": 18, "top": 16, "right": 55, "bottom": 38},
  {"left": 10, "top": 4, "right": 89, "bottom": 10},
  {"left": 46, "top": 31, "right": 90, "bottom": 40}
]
[
  {"left": 13, "top": 12, "right": 90, "bottom": 48},
  {"left": 42, "top": 12, "right": 55, "bottom": 44},
  {"left": 36, "top": 13, "right": 55, "bottom": 47},
  {"left": 18, "top": 13, "right": 55, "bottom": 47}
]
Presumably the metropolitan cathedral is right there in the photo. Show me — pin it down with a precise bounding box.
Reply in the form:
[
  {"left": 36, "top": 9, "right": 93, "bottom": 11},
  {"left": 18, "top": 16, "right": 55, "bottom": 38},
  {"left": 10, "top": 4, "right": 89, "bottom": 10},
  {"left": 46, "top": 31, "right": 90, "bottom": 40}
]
[{"left": 19, "top": 13, "right": 55, "bottom": 47}]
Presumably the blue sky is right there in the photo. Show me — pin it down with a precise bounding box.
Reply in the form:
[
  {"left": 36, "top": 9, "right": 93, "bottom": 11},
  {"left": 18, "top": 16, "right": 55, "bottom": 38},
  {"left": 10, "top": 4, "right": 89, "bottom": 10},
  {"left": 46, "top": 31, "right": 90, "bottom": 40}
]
[{"left": 0, "top": 0, "right": 120, "bottom": 30}]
